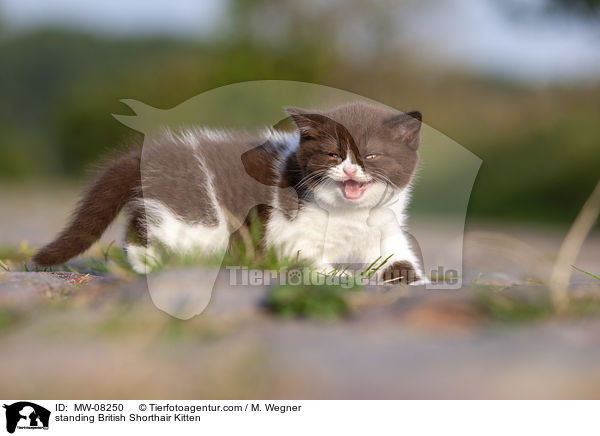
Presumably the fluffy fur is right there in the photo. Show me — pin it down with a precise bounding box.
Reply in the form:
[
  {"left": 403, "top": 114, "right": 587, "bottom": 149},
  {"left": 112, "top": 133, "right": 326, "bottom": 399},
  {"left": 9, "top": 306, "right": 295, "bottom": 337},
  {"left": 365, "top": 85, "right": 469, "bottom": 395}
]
[{"left": 34, "top": 102, "right": 424, "bottom": 283}]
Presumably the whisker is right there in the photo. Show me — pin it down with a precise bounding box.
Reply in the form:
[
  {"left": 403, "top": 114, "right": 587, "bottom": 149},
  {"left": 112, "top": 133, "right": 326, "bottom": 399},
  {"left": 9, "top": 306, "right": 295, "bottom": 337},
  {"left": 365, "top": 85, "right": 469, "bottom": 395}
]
[
  {"left": 295, "top": 169, "right": 328, "bottom": 191},
  {"left": 371, "top": 170, "right": 400, "bottom": 190}
]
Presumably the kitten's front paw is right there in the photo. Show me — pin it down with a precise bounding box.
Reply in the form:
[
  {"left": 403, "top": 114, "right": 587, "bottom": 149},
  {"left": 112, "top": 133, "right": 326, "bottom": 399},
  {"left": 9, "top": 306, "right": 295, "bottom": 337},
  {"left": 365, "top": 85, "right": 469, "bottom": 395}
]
[{"left": 382, "top": 261, "right": 421, "bottom": 285}]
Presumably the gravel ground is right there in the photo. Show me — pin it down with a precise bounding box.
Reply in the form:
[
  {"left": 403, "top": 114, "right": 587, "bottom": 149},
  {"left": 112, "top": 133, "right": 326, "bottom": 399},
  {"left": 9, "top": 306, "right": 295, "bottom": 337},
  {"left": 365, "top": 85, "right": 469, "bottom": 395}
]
[
  {"left": 2, "top": 270, "right": 600, "bottom": 399},
  {"left": 1, "top": 185, "right": 600, "bottom": 398}
]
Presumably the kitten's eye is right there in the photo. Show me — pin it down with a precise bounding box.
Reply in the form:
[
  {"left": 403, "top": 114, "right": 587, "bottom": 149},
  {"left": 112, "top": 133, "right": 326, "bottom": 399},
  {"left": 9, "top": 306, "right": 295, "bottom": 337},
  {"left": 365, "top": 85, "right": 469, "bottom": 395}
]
[
  {"left": 364, "top": 154, "right": 379, "bottom": 160},
  {"left": 328, "top": 153, "right": 341, "bottom": 159}
]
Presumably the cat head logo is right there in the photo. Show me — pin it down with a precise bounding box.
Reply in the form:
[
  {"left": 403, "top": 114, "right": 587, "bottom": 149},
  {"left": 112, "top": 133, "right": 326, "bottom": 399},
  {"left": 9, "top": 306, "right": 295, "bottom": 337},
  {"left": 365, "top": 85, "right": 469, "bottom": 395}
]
[
  {"left": 3, "top": 402, "right": 50, "bottom": 434},
  {"left": 114, "top": 80, "right": 481, "bottom": 319}
]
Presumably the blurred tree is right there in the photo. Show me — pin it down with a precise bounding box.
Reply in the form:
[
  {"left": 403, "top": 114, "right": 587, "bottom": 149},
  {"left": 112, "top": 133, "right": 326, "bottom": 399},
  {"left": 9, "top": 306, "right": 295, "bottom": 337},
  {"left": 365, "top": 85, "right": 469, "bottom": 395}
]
[
  {"left": 549, "top": 0, "right": 600, "bottom": 16},
  {"left": 500, "top": 0, "right": 600, "bottom": 19}
]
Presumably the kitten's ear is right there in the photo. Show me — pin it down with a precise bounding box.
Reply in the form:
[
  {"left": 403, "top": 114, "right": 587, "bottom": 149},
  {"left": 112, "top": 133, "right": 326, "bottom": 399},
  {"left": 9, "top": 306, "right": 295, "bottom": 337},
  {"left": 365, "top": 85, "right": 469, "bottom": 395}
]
[
  {"left": 385, "top": 111, "right": 423, "bottom": 149},
  {"left": 285, "top": 107, "right": 329, "bottom": 139},
  {"left": 285, "top": 107, "right": 310, "bottom": 128},
  {"left": 285, "top": 106, "right": 309, "bottom": 117},
  {"left": 406, "top": 110, "right": 422, "bottom": 122}
]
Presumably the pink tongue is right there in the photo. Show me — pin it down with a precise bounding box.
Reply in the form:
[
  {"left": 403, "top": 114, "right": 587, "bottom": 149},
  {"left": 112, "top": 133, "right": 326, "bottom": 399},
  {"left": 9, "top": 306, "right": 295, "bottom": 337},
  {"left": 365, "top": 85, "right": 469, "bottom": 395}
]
[{"left": 344, "top": 180, "right": 362, "bottom": 199}]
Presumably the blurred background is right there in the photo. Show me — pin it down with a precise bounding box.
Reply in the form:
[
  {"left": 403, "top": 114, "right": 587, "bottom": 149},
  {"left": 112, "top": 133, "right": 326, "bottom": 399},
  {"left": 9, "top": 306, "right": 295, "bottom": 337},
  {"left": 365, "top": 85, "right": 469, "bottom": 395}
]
[{"left": 0, "top": 0, "right": 598, "bottom": 228}]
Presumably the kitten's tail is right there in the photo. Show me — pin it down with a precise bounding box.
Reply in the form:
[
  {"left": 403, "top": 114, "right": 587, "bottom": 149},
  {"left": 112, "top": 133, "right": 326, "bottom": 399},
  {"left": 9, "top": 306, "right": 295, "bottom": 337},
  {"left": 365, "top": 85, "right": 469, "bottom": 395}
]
[{"left": 33, "top": 150, "right": 142, "bottom": 267}]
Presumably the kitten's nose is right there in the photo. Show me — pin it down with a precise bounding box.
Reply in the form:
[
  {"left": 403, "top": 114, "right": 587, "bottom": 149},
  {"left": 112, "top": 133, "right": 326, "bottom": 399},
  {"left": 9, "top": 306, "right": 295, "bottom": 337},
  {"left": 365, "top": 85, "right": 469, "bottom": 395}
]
[{"left": 343, "top": 166, "right": 357, "bottom": 178}]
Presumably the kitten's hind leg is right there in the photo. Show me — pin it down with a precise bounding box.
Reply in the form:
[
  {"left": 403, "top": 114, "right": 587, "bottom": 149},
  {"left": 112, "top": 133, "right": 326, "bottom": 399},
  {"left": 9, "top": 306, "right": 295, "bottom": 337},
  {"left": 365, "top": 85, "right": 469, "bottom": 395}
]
[
  {"left": 125, "top": 243, "right": 162, "bottom": 274},
  {"left": 124, "top": 207, "right": 229, "bottom": 319},
  {"left": 124, "top": 206, "right": 160, "bottom": 274}
]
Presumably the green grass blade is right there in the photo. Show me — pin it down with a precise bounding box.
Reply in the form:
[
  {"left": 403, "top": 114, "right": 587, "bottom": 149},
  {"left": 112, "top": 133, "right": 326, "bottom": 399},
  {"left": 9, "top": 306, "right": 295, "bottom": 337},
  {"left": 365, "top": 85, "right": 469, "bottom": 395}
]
[
  {"left": 361, "top": 256, "right": 382, "bottom": 277},
  {"left": 572, "top": 265, "right": 600, "bottom": 281},
  {"left": 366, "top": 254, "right": 394, "bottom": 279}
]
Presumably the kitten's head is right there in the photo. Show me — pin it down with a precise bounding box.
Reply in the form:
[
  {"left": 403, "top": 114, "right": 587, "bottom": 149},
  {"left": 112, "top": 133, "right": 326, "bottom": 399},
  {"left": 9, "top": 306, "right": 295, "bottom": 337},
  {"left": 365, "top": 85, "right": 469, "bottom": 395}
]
[{"left": 287, "top": 102, "right": 422, "bottom": 208}]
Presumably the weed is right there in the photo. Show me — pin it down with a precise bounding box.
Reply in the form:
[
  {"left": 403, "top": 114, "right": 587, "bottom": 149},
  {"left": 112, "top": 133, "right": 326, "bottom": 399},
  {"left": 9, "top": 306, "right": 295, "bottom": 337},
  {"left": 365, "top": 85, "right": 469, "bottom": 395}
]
[
  {"left": 572, "top": 265, "right": 600, "bottom": 281},
  {"left": 476, "top": 287, "right": 553, "bottom": 323},
  {"left": 265, "top": 283, "right": 360, "bottom": 320},
  {"left": 476, "top": 285, "right": 600, "bottom": 324}
]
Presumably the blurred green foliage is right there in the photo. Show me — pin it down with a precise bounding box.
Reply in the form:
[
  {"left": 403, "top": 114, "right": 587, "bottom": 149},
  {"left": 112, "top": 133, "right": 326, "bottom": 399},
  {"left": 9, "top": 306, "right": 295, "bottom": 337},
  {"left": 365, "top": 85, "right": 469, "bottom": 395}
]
[
  {"left": 0, "top": 27, "right": 333, "bottom": 176},
  {"left": 265, "top": 283, "right": 356, "bottom": 320},
  {"left": 0, "top": 1, "right": 598, "bottom": 226}
]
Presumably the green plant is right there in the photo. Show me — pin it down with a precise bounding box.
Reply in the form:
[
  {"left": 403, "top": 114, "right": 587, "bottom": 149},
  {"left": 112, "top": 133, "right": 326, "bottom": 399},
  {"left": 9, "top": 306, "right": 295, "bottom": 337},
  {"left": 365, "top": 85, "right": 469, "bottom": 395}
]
[
  {"left": 476, "top": 287, "right": 553, "bottom": 323},
  {"left": 572, "top": 265, "right": 600, "bottom": 281},
  {"left": 265, "top": 283, "right": 359, "bottom": 320}
]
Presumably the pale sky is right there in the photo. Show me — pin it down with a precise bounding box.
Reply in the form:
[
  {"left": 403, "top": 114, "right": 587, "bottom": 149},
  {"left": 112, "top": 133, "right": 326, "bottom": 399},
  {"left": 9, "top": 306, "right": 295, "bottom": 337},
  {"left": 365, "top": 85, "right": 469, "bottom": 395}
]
[
  {"left": 0, "top": 0, "right": 226, "bottom": 37},
  {"left": 401, "top": 0, "right": 600, "bottom": 83},
  {"left": 1, "top": 0, "right": 599, "bottom": 83}
]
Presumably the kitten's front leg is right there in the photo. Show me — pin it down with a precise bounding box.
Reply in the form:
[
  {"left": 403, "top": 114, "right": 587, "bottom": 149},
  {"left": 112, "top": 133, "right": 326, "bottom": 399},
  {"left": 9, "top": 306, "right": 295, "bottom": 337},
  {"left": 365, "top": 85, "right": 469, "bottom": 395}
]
[
  {"left": 379, "top": 235, "right": 425, "bottom": 285},
  {"left": 368, "top": 208, "right": 425, "bottom": 285},
  {"left": 381, "top": 260, "right": 421, "bottom": 285}
]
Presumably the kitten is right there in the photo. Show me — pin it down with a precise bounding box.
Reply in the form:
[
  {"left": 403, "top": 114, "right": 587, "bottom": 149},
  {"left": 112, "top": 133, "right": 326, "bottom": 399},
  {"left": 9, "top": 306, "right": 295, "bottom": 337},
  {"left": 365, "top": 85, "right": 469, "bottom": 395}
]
[{"left": 34, "top": 102, "right": 424, "bottom": 283}]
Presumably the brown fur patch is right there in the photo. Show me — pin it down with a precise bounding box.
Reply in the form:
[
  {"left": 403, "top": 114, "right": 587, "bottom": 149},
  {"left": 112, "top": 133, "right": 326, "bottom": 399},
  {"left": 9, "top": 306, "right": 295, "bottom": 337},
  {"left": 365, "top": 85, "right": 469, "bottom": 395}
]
[
  {"left": 33, "top": 150, "right": 142, "bottom": 266},
  {"left": 382, "top": 260, "right": 421, "bottom": 285}
]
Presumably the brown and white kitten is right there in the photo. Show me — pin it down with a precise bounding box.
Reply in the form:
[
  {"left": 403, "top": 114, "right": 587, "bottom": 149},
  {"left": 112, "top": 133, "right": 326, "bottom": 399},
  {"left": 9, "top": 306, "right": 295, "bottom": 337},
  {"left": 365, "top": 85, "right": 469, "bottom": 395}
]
[{"left": 34, "top": 102, "right": 424, "bottom": 283}]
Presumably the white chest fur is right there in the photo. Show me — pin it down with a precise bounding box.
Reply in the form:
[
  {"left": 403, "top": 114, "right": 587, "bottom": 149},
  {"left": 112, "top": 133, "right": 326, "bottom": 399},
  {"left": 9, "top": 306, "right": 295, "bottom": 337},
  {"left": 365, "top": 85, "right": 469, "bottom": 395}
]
[{"left": 266, "top": 201, "right": 419, "bottom": 274}]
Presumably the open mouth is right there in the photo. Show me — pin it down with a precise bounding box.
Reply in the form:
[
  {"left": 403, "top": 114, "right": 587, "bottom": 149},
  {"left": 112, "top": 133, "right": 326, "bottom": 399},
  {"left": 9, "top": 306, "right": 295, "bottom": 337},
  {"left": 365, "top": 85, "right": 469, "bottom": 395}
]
[{"left": 341, "top": 180, "right": 372, "bottom": 200}]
